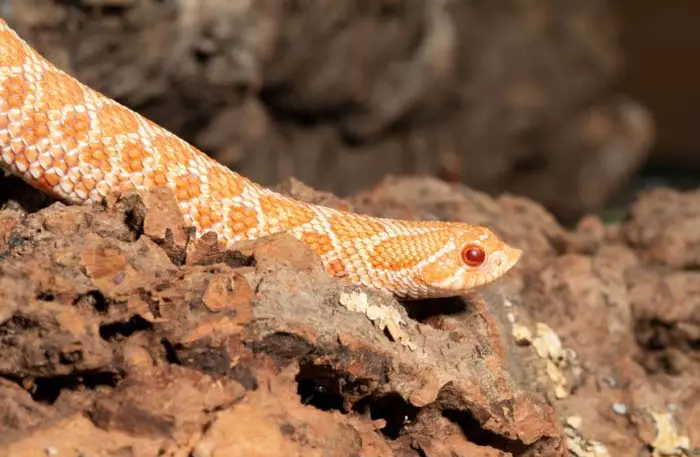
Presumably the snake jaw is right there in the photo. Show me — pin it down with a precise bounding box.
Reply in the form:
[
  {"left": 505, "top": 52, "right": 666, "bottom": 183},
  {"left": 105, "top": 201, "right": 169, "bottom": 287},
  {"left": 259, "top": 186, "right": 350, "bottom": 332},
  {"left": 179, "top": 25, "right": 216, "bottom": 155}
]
[{"left": 487, "top": 243, "right": 523, "bottom": 283}]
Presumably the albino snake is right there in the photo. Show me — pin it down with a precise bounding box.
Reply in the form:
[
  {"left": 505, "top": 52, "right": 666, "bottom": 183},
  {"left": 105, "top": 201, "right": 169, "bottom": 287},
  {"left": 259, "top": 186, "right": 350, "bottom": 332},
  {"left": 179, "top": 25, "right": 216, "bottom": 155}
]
[{"left": 0, "top": 19, "right": 522, "bottom": 299}]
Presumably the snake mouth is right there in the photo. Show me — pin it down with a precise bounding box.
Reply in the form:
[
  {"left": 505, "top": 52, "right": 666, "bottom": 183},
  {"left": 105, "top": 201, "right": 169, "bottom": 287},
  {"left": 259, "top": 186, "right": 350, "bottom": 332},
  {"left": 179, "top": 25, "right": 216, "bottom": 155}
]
[
  {"left": 502, "top": 245, "right": 523, "bottom": 274},
  {"left": 479, "top": 244, "right": 523, "bottom": 288}
]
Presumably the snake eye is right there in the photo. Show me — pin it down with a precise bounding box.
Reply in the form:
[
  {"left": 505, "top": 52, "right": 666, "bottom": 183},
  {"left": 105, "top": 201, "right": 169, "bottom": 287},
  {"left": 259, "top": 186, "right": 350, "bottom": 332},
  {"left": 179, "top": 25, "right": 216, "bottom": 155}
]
[{"left": 461, "top": 244, "right": 486, "bottom": 267}]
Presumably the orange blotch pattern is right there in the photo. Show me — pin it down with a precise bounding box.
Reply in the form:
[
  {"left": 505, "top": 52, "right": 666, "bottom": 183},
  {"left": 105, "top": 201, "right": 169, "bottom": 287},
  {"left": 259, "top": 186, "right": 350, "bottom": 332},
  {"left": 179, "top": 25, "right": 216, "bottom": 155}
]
[
  {"left": 21, "top": 144, "right": 38, "bottom": 165},
  {"left": 325, "top": 259, "right": 347, "bottom": 278},
  {"left": 38, "top": 148, "right": 68, "bottom": 175},
  {"left": 33, "top": 168, "right": 63, "bottom": 194},
  {"left": 370, "top": 231, "right": 451, "bottom": 271},
  {"left": 208, "top": 166, "right": 245, "bottom": 200},
  {"left": 78, "top": 142, "right": 112, "bottom": 173},
  {"left": 61, "top": 110, "right": 91, "bottom": 142},
  {"left": 420, "top": 252, "right": 457, "bottom": 284},
  {"left": 19, "top": 110, "right": 51, "bottom": 146},
  {"left": 0, "top": 131, "right": 9, "bottom": 150},
  {"left": 173, "top": 172, "right": 202, "bottom": 201},
  {"left": 73, "top": 175, "right": 97, "bottom": 196},
  {"left": 117, "top": 180, "right": 138, "bottom": 194},
  {"left": 299, "top": 231, "right": 333, "bottom": 256},
  {"left": 328, "top": 214, "right": 387, "bottom": 243},
  {"left": 153, "top": 135, "right": 193, "bottom": 166},
  {"left": 10, "top": 146, "right": 29, "bottom": 170},
  {"left": 0, "top": 74, "right": 30, "bottom": 110},
  {"left": 97, "top": 104, "right": 141, "bottom": 137},
  {"left": 191, "top": 198, "right": 223, "bottom": 230},
  {"left": 227, "top": 204, "right": 260, "bottom": 235},
  {"left": 38, "top": 70, "right": 86, "bottom": 109},
  {"left": 0, "top": 29, "right": 26, "bottom": 66},
  {"left": 119, "top": 141, "right": 146, "bottom": 173},
  {"left": 146, "top": 166, "right": 169, "bottom": 188},
  {"left": 259, "top": 195, "right": 315, "bottom": 231}
]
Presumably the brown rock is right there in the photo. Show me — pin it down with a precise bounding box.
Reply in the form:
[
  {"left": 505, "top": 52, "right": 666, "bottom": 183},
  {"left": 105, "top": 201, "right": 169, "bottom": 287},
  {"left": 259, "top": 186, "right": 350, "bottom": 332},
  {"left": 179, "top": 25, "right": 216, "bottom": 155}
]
[
  {"left": 132, "top": 187, "right": 194, "bottom": 266},
  {"left": 3, "top": 146, "right": 700, "bottom": 456},
  {"left": 0, "top": 378, "right": 58, "bottom": 432},
  {"left": 521, "top": 246, "right": 639, "bottom": 365},
  {"left": 192, "top": 373, "right": 393, "bottom": 457},
  {"left": 3, "top": 414, "right": 168, "bottom": 457},
  {"left": 353, "top": 178, "right": 700, "bottom": 456},
  {"left": 622, "top": 187, "right": 700, "bottom": 269},
  {"left": 201, "top": 272, "right": 255, "bottom": 313},
  {"left": 0, "top": 185, "right": 566, "bottom": 455},
  {"left": 0, "top": 209, "right": 22, "bottom": 249},
  {"left": 628, "top": 269, "right": 700, "bottom": 376},
  {"left": 91, "top": 364, "right": 246, "bottom": 440},
  {"left": 570, "top": 214, "right": 608, "bottom": 255}
]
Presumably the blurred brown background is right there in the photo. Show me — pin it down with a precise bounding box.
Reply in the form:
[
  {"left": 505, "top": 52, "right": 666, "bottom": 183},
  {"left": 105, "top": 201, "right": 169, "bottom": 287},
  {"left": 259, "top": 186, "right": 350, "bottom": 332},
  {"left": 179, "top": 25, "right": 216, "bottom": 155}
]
[
  {"left": 615, "top": 0, "right": 700, "bottom": 174},
  {"left": 2, "top": 0, "right": 698, "bottom": 224}
]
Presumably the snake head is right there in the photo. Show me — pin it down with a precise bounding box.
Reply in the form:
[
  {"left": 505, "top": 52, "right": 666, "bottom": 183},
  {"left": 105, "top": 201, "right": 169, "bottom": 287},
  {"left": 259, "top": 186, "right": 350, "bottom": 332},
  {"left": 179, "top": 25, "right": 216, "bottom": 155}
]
[{"left": 418, "top": 225, "right": 523, "bottom": 297}]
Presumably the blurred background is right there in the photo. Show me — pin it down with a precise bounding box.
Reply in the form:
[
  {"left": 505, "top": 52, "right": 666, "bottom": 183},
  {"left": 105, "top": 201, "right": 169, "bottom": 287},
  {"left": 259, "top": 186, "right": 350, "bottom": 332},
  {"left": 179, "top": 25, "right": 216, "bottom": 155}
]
[{"left": 2, "top": 0, "right": 698, "bottom": 225}]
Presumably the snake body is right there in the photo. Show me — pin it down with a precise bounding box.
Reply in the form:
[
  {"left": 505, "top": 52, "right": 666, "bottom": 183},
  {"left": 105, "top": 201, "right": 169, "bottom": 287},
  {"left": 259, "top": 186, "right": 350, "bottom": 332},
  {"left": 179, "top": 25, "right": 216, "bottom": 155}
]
[{"left": 0, "top": 19, "right": 521, "bottom": 299}]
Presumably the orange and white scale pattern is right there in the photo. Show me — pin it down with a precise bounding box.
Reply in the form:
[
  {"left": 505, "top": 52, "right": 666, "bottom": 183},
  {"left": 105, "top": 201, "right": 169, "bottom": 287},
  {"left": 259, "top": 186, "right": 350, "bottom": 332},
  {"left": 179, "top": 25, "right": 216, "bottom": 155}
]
[{"left": 0, "top": 20, "right": 522, "bottom": 299}]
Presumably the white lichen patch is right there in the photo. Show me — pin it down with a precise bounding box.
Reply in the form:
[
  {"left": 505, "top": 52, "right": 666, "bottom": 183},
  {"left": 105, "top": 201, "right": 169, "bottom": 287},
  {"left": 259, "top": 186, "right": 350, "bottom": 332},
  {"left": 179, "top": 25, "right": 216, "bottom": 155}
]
[
  {"left": 512, "top": 321, "right": 580, "bottom": 399},
  {"left": 648, "top": 409, "right": 692, "bottom": 457},
  {"left": 564, "top": 416, "right": 611, "bottom": 457},
  {"left": 339, "top": 290, "right": 415, "bottom": 350}
]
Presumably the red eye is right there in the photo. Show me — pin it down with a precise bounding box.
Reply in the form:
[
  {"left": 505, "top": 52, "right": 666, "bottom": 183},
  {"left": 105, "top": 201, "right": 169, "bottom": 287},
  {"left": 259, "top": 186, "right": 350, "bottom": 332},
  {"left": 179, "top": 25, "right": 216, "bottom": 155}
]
[{"left": 461, "top": 245, "right": 486, "bottom": 267}]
